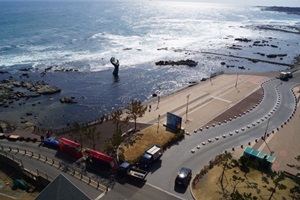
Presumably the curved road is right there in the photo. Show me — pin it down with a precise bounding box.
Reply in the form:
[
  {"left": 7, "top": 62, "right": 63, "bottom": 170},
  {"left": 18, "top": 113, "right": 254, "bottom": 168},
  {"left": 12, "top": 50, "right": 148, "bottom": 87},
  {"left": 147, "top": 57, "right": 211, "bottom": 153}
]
[
  {"left": 1, "top": 72, "right": 299, "bottom": 200},
  {"left": 144, "top": 74, "right": 300, "bottom": 200}
]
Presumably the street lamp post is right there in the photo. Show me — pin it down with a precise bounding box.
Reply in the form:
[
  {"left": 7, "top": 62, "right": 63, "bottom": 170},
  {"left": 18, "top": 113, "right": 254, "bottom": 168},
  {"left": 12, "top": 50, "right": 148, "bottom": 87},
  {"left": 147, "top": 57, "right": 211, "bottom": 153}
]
[
  {"left": 186, "top": 95, "right": 190, "bottom": 123},
  {"left": 157, "top": 114, "right": 160, "bottom": 133},
  {"left": 263, "top": 118, "right": 273, "bottom": 155}
]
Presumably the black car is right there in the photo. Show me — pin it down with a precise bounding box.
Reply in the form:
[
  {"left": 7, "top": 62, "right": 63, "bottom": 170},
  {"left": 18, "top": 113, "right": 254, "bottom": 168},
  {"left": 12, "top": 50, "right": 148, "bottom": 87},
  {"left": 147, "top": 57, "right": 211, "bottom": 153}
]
[{"left": 175, "top": 167, "right": 192, "bottom": 187}]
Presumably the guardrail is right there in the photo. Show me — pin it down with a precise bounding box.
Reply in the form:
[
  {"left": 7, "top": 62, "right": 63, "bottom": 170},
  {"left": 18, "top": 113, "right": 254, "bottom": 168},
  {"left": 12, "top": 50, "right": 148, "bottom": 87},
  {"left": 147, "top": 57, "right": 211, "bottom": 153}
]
[{"left": 0, "top": 145, "right": 109, "bottom": 192}]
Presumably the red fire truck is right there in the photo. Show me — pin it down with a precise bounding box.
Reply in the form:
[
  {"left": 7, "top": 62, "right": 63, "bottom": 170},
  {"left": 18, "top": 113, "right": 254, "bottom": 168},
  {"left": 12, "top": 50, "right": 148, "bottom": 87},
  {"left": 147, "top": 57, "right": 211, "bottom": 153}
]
[{"left": 58, "top": 138, "right": 83, "bottom": 159}]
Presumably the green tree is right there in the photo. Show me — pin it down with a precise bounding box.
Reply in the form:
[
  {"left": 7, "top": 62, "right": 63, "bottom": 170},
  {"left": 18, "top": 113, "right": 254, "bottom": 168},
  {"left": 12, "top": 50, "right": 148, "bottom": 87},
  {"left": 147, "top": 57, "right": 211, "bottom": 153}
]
[
  {"left": 230, "top": 175, "right": 245, "bottom": 194},
  {"left": 104, "top": 130, "right": 123, "bottom": 156},
  {"left": 216, "top": 152, "right": 233, "bottom": 197},
  {"left": 266, "top": 171, "right": 287, "bottom": 200},
  {"left": 287, "top": 155, "right": 300, "bottom": 199},
  {"left": 85, "top": 126, "right": 101, "bottom": 150},
  {"left": 230, "top": 190, "right": 257, "bottom": 200},
  {"left": 69, "top": 122, "right": 86, "bottom": 150},
  {"left": 111, "top": 108, "right": 128, "bottom": 133},
  {"left": 125, "top": 99, "right": 147, "bottom": 132}
]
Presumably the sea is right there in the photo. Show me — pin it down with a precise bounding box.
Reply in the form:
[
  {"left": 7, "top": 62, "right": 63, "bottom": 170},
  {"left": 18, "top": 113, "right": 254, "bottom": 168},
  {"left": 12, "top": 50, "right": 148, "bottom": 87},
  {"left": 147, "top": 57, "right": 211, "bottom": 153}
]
[{"left": 0, "top": 1, "right": 299, "bottom": 129}]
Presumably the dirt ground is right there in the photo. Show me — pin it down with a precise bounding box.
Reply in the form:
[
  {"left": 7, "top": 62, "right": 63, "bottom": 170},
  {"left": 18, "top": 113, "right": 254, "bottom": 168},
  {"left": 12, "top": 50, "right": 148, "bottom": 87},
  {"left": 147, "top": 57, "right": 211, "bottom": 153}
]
[{"left": 192, "top": 161, "right": 298, "bottom": 200}]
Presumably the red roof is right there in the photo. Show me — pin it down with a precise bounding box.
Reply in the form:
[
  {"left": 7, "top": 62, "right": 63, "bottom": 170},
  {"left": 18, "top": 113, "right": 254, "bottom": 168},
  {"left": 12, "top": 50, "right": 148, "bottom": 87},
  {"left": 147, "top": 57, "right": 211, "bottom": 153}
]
[{"left": 59, "top": 138, "right": 80, "bottom": 148}]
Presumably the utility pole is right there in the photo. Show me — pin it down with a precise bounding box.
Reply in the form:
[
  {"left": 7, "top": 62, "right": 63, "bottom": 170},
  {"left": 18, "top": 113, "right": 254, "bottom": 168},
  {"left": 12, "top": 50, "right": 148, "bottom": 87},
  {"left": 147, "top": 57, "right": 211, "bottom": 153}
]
[
  {"left": 186, "top": 95, "right": 190, "bottom": 123},
  {"left": 264, "top": 118, "right": 273, "bottom": 155}
]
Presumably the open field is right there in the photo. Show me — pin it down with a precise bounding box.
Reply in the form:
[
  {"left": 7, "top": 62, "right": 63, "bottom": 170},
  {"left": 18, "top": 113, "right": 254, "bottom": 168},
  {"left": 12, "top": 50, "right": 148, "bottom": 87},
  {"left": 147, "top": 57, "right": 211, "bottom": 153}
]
[
  {"left": 120, "top": 125, "right": 178, "bottom": 163},
  {"left": 192, "top": 160, "right": 299, "bottom": 200}
]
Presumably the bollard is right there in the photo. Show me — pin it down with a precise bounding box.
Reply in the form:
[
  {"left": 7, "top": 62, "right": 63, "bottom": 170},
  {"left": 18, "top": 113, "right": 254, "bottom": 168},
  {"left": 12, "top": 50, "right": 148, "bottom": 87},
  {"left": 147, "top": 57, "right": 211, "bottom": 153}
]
[
  {"left": 232, "top": 147, "right": 235, "bottom": 151},
  {"left": 38, "top": 154, "right": 40, "bottom": 159},
  {"left": 45, "top": 156, "right": 47, "bottom": 162},
  {"left": 255, "top": 139, "right": 258, "bottom": 143},
  {"left": 9, "top": 147, "right": 11, "bottom": 152},
  {"left": 52, "top": 159, "right": 54, "bottom": 165},
  {"left": 89, "top": 177, "right": 91, "bottom": 184},
  {"left": 97, "top": 182, "right": 99, "bottom": 188},
  {"left": 17, "top": 148, "right": 19, "bottom": 153},
  {"left": 0, "top": 145, "right": 2, "bottom": 150},
  {"left": 241, "top": 145, "right": 243, "bottom": 149},
  {"left": 248, "top": 142, "right": 251, "bottom": 146}
]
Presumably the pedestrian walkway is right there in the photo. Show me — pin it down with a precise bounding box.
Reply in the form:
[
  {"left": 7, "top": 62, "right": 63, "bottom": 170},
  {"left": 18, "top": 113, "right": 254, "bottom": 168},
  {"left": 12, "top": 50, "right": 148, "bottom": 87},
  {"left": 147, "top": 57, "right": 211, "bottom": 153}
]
[{"left": 139, "top": 74, "right": 268, "bottom": 133}]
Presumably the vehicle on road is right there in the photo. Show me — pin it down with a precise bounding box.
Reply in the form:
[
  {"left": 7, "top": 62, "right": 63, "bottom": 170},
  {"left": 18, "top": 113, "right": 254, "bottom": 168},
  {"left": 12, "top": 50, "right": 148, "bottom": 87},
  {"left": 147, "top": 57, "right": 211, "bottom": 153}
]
[
  {"left": 58, "top": 138, "right": 83, "bottom": 159},
  {"left": 43, "top": 138, "right": 59, "bottom": 149},
  {"left": 139, "top": 144, "right": 163, "bottom": 168},
  {"left": 280, "top": 72, "right": 289, "bottom": 81},
  {"left": 117, "top": 162, "right": 148, "bottom": 181},
  {"left": 86, "top": 149, "right": 118, "bottom": 171},
  {"left": 175, "top": 167, "right": 192, "bottom": 187}
]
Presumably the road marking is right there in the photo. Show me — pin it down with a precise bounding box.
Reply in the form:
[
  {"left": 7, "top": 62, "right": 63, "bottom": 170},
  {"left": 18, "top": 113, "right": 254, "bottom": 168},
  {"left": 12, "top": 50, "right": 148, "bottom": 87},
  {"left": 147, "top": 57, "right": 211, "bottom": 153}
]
[
  {"left": 94, "top": 193, "right": 105, "bottom": 200},
  {"left": 146, "top": 182, "right": 186, "bottom": 200},
  {"left": 211, "top": 96, "right": 232, "bottom": 103}
]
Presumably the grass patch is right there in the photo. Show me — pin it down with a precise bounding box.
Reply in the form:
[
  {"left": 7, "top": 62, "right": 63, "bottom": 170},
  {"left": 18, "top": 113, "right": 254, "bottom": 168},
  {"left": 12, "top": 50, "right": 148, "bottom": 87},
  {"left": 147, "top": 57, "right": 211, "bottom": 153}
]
[
  {"left": 192, "top": 160, "right": 298, "bottom": 200},
  {"left": 120, "top": 125, "right": 177, "bottom": 163}
]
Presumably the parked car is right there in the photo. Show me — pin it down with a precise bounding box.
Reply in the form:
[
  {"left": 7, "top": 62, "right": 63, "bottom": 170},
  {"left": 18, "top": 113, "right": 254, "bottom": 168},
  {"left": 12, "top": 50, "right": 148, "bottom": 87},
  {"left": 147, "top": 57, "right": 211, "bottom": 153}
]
[
  {"left": 175, "top": 167, "right": 192, "bottom": 187},
  {"left": 43, "top": 138, "right": 59, "bottom": 149}
]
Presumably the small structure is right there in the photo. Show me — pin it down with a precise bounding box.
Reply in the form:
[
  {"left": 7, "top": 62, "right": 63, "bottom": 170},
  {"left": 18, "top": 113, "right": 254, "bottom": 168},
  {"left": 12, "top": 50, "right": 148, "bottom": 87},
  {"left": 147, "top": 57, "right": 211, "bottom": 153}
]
[
  {"left": 243, "top": 147, "right": 275, "bottom": 171},
  {"left": 36, "top": 174, "right": 90, "bottom": 200},
  {"left": 164, "top": 112, "right": 182, "bottom": 132}
]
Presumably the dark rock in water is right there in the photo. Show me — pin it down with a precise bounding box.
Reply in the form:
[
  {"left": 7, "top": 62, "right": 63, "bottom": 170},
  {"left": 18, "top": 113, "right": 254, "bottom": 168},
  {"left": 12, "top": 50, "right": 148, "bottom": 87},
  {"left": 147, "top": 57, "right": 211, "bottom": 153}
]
[
  {"left": 235, "top": 38, "right": 252, "bottom": 42},
  {"left": 220, "top": 62, "right": 226, "bottom": 65},
  {"left": 238, "top": 66, "right": 245, "bottom": 70},
  {"left": 26, "top": 112, "right": 33, "bottom": 116},
  {"left": 266, "top": 54, "right": 287, "bottom": 58},
  {"left": 0, "top": 71, "right": 9, "bottom": 74},
  {"left": 152, "top": 93, "right": 158, "bottom": 97},
  {"left": 0, "top": 79, "right": 59, "bottom": 104},
  {"left": 155, "top": 59, "right": 198, "bottom": 67},
  {"left": 19, "top": 67, "right": 32, "bottom": 72},
  {"left": 60, "top": 97, "right": 77, "bottom": 104},
  {"left": 270, "top": 45, "right": 278, "bottom": 48}
]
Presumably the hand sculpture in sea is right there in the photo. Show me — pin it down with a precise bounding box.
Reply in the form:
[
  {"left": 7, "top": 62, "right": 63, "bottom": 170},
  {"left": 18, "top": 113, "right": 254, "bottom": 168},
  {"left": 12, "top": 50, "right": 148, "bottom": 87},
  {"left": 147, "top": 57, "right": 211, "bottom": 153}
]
[{"left": 110, "top": 57, "right": 119, "bottom": 77}]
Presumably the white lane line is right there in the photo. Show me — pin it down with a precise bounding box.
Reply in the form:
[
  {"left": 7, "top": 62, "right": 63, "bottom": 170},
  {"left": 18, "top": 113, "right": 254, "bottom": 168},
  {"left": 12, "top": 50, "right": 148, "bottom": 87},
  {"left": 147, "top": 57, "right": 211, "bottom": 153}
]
[
  {"left": 211, "top": 96, "right": 232, "bottom": 103},
  {"left": 146, "top": 182, "right": 186, "bottom": 200}
]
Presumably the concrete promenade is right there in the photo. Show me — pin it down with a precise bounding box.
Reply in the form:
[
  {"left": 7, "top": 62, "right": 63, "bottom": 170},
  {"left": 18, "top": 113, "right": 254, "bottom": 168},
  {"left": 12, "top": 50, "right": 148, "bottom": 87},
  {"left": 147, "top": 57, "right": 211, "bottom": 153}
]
[{"left": 140, "top": 74, "right": 268, "bottom": 133}]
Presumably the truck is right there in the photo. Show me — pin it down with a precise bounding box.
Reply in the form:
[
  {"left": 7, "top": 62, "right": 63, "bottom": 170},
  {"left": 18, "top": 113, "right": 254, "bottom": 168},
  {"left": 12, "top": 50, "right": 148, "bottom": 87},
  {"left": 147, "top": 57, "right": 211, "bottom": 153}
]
[
  {"left": 86, "top": 149, "right": 118, "bottom": 171},
  {"left": 117, "top": 162, "right": 148, "bottom": 181},
  {"left": 58, "top": 138, "right": 83, "bottom": 159},
  {"left": 139, "top": 144, "right": 163, "bottom": 168}
]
